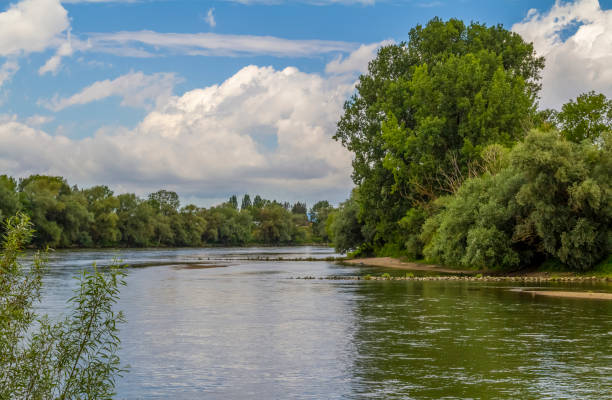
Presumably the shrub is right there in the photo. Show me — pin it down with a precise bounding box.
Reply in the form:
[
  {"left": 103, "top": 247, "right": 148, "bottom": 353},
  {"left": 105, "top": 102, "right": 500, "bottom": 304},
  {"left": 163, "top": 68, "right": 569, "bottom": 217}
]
[
  {"left": 422, "top": 130, "right": 611, "bottom": 271},
  {"left": 0, "top": 214, "right": 126, "bottom": 399}
]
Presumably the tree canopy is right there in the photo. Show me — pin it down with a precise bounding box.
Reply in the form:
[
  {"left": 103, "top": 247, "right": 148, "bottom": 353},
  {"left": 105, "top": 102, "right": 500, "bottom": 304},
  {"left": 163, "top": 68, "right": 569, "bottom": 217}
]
[
  {"left": 334, "top": 18, "right": 544, "bottom": 254},
  {"left": 329, "top": 17, "right": 611, "bottom": 271},
  {"left": 0, "top": 176, "right": 335, "bottom": 249},
  {"left": 556, "top": 91, "right": 612, "bottom": 144}
]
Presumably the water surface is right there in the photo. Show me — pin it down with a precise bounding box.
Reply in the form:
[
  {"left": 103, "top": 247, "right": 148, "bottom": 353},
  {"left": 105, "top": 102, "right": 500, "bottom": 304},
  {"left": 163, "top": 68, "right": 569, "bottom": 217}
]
[{"left": 35, "top": 247, "right": 612, "bottom": 399}]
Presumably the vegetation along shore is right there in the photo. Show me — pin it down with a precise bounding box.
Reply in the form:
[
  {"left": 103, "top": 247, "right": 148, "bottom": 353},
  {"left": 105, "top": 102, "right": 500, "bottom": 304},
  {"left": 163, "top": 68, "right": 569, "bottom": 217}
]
[{"left": 327, "top": 18, "right": 611, "bottom": 276}]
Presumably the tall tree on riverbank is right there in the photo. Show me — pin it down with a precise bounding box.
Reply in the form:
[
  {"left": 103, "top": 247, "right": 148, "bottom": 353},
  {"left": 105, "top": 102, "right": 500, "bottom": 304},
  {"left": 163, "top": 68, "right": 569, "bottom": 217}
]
[{"left": 333, "top": 17, "right": 544, "bottom": 255}]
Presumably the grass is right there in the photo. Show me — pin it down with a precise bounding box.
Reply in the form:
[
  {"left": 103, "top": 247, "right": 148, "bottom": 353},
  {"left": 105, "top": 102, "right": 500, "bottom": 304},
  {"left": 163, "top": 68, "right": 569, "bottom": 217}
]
[
  {"left": 535, "top": 254, "right": 612, "bottom": 278},
  {"left": 588, "top": 254, "right": 612, "bottom": 277}
]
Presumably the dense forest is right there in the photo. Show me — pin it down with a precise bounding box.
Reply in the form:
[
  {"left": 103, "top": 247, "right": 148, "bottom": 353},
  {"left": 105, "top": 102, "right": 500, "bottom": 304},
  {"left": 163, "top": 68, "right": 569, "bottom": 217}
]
[
  {"left": 0, "top": 177, "right": 336, "bottom": 248},
  {"left": 327, "top": 18, "right": 612, "bottom": 272}
]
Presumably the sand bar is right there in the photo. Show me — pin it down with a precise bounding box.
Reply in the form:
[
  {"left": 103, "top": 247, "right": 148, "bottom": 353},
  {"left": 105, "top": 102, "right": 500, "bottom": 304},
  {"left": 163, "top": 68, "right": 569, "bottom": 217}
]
[
  {"left": 344, "top": 257, "right": 481, "bottom": 274},
  {"left": 171, "top": 264, "right": 229, "bottom": 270},
  {"left": 521, "top": 290, "right": 612, "bottom": 300}
]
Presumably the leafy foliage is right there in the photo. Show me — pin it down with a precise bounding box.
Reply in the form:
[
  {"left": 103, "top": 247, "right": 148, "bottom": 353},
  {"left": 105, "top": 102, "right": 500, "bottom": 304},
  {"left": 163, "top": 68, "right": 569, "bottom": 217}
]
[
  {"left": 1, "top": 176, "right": 333, "bottom": 248},
  {"left": 422, "top": 168, "right": 526, "bottom": 270},
  {"left": 422, "top": 130, "right": 611, "bottom": 271},
  {"left": 334, "top": 17, "right": 543, "bottom": 253},
  {"left": 330, "top": 17, "right": 610, "bottom": 271},
  {"left": 327, "top": 192, "right": 365, "bottom": 254},
  {"left": 556, "top": 91, "right": 612, "bottom": 144},
  {"left": 511, "top": 130, "right": 611, "bottom": 270},
  {"left": 0, "top": 214, "right": 126, "bottom": 399},
  {"left": 309, "top": 201, "right": 334, "bottom": 242}
]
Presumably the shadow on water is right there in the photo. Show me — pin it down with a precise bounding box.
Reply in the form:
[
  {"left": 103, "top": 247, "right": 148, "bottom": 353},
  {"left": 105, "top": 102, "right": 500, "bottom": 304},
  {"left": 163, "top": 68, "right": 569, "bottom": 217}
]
[{"left": 347, "top": 280, "right": 612, "bottom": 399}]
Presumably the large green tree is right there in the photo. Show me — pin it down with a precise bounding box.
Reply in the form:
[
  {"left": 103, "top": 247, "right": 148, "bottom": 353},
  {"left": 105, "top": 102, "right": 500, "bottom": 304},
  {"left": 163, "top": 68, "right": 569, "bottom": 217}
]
[
  {"left": 148, "top": 190, "right": 180, "bottom": 216},
  {"left": 556, "top": 91, "right": 612, "bottom": 144},
  {"left": 17, "top": 176, "right": 91, "bottom": 247},
  {"left": 334, "top": 17, "right": 544, "bottom": 254},
  {"left": 254, "top": 203, "right": 294, "bottom": 244},
  {"left": 309, "top": 200, "right": 334, "bottom": 242},
  {"left": 82, "top": 186, "right": 120, "bottom": 246},
  {"left": 116, "top": 193, "right": 155, "bottom": 247}
]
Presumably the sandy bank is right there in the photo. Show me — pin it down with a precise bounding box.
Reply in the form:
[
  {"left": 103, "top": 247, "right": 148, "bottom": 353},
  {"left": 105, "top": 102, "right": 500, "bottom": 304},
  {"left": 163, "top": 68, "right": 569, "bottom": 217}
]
[
  {"left": 171, "top": 264, "right": 229, "bottom": 270},
  {"left": 343, "top": 257, "right": 480, "bottom": 274},
  {"left": 519, "top": 290, "right": 612, "bottom": 300}
]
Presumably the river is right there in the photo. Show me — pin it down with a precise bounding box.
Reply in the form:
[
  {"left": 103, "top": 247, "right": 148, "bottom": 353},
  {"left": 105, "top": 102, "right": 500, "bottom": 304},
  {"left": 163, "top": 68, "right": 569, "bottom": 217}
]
[{"left": 34, "top": 247, "right": 612, "bottom": 399}]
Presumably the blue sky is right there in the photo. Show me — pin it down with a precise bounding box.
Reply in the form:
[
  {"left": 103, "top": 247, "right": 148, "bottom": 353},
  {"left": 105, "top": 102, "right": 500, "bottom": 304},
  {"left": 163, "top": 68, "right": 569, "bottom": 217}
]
[{"left": 1, "top": 0, "right": 612, "bottom": 206}]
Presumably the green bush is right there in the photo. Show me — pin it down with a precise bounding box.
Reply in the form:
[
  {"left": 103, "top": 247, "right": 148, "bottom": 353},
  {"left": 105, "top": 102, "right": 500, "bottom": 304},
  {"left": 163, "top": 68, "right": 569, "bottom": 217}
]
[
  {"left": 328, "top": 193, "right": 365, "bottom": 254},
  {"left": 422, "top": 167, "right": 526, "bottom": 269},
  {"left": 0, "top": 214, "right": 126, "bottom": 398},
  {"left": 512, "top": 130, "right": 611, "bottom": 270},
  {"left": 422, "top": 130, "right": 611, "bottom": 271}
]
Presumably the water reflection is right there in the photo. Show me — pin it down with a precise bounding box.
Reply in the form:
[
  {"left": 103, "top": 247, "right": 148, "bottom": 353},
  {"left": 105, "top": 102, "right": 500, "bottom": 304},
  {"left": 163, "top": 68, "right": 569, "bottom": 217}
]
[
  {"left": 348, "top": 281, "right": 612, "bottom": 399},
  {"left": 33, "top": 248, "right": 612, "bottom": 399}
]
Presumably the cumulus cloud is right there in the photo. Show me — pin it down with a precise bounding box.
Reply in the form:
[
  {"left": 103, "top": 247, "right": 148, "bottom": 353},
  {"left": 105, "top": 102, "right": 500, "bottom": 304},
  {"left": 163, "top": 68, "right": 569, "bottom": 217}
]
[
  {"left": 87, "top": 30, "right": 358, "bottom": 58},
  {"left": 0, "top": 0, "right": 69, "bottom": 56},
  {"left": 0, "top": 59, "right": 19, "bottom": 88},
  {"left": 0, "top": 58, "right": 365, "bottom": 203},
  {"left": 204, "top": 8, "right": 216, "bottom": 28},
  {"left": 325, "top": 40, "right": 392, "bottom": 75},
  {"left": 41, "top": 71, "right": 182, "bottom": 111},
  {"left": 0, "top": 0, "right": 71, "bottom": 83},
  {"left": 512, "top": 0, "right": 612, "bottom": 109}
]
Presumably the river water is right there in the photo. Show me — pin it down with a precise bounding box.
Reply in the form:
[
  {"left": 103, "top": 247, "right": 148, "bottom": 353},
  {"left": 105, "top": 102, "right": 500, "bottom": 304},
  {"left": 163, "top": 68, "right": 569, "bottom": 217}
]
[{"left": 34, "top": 247, "right": 612, "bottom": 399}]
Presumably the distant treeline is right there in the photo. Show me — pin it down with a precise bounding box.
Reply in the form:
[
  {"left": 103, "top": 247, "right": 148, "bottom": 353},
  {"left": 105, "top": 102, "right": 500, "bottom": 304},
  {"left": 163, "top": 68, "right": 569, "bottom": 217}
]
[
  {"left": 329, "top": 18, "right": 611, "bottom": 272},
  {"left": 0, "top": 177, "right": 337, "bottom": 248}
]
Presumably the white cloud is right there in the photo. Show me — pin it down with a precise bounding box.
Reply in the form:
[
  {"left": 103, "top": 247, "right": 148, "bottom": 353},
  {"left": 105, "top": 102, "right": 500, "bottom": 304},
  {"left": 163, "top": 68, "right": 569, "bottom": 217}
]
[
  {"left": 0, "top": 59, "right": 19, "bottom": 87},
  {"left": 87, "top": 30, "right": 358, "bottom": 58},
  {"left": 0, "top": 0, "right": 71, "bottom": 83},
  {"left": 25, "top": 114, "right": 55, "bottom": 126},
  {"left": 204, "top": 8, "right": 216, "bottom": 28},
  {"left": 0, "top": 0, "right": 69, "bottom": 56},
  {"left": 39, "top": 30, "right": 74, "bottom": 75},
  {"left": 41, "top": 71, "right": 182, "bottom": 111},
  {"left": 325, "top": 40, "right": 392, "bottom": 75},
  {"left": 512, "top": 0, "right": 612, "bottom": 109},
  {"left": 0, "top": 52, "right": 370, "bottom": 203}
]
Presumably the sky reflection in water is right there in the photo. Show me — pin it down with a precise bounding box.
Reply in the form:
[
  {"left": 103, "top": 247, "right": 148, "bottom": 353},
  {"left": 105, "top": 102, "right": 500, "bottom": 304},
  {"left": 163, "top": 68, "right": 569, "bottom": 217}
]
[{"left": 35, "top": 247, "right": 612, "bottom": 399}]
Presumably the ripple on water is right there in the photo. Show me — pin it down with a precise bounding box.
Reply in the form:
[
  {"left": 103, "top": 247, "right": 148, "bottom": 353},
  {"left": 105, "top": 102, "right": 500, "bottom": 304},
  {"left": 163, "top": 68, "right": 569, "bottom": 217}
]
[{"left": 31, "top": 248, "right": 612, "bottom": 399}]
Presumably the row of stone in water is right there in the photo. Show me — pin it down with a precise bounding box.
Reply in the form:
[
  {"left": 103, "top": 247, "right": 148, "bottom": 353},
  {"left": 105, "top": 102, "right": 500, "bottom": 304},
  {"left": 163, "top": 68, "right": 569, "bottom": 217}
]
[{"left": 292, "top": 275, "right": 611, "bottom": 282}]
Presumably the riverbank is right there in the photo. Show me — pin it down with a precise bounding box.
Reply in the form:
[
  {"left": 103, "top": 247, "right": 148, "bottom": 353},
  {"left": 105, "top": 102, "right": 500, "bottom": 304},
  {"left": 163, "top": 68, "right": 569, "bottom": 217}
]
[
  {"left": 342, "top": 257, "right": 480, "bottom": 274},
  {"left": 332, "top": 257, "right": 612, "bottom": 300},
  {"left": 519, "top": 290, "right": 612, "bottom": 300},
  {"left": 296, "top": 274, "right": 611, "bottom": 283},
  {"left": 342, "top": 256, "right": 612, "bottom": 278},
  {"left": 294, "top": 274, "right": 612, "bottom": 299}
]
